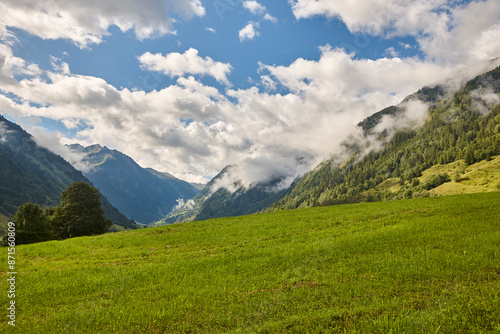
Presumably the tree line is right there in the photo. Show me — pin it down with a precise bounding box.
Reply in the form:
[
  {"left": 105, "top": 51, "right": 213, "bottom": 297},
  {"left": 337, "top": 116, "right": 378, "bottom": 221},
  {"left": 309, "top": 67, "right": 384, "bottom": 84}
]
[{"left": 2, "top": 182, "right": 111, "bottom": 245}]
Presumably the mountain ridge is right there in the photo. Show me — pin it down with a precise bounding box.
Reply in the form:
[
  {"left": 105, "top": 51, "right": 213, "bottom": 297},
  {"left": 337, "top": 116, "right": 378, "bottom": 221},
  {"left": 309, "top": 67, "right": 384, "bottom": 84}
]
[
  {"left": 273, "top": 65, "right": 500, "bottom": 210},
  {"left": 159, "top": 65, "right": 500, "bottom": 224},
  {"left": 0, "top": 115, "right": 138, "bottom": 231},
  {"left": 68, "top": 144, "right": 200, "bottom": 224}
]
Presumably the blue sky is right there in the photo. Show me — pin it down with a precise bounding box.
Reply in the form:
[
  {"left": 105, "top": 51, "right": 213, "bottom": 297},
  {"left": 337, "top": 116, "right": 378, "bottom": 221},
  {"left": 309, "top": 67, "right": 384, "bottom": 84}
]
[
  {"left": 0, "top": 0, "right": 499, "bottom": 184},
  {"left": 9, "top": 0, "right": 421, "bottom": 93}
]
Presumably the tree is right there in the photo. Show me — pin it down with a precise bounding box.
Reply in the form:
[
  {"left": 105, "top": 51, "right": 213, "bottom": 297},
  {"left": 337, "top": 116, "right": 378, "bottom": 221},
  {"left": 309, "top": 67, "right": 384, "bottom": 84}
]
[
  {"left": 464, "top": 149, "right": 476, "bottom": 165},
  {"left": 7, "top": 203, "right": 54, "bottom": 245},
  {"left": 52, "top": 182, "right": 111, "bottom": 239}
]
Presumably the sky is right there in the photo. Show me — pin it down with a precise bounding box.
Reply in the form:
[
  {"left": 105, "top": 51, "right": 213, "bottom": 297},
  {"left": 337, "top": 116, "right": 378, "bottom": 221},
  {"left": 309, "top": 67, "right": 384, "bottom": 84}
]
[{"left": 0, "top": 0, "right": 500, "bottom": 185}]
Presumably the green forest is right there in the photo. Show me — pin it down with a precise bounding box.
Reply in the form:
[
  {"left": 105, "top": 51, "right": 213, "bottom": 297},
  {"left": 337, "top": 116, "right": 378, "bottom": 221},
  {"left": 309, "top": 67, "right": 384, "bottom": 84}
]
[{"left": 273, "top": 67, "right": 500, "bottom": 210}]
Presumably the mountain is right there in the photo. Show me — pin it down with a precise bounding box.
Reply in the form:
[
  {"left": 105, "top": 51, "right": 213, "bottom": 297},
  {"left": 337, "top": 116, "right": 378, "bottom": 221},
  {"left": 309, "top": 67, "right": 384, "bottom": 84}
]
[
  {"left": 68, "top": 144, "right": 199, "bottom": 224},
  {"left": 194, "top": 174, "right": 293, "bottom": 221},
  {"left": 0, "top": 115, "right": 138, "bottom": 231},
  {"left": 159, "top": 65, "right": 500, "bottom": 224},
  {"left": 154, "top": 166, "right": 232, "bottom": 225},
  {"left": 154, "top": 165, "right": 294, "bottom": 225},
  {"left": 273, "top": 65, "right": 500, "bottom": 210}
]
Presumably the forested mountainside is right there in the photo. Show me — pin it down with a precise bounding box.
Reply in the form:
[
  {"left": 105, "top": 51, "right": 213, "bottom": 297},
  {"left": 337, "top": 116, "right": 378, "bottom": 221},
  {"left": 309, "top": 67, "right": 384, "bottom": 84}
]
[
  {"left": 0, "top": 116, "right": 138, "bottom": 230},
  {"left": 272, "top": 66, "right": 500, "bottom": 210},
  {"left": 68, "top": 144, "right": 199, "bottom": 224},
  {"left": 152, "top": 66, "right": 500, "bottom": 225},
  {"left": 155, "top": 165, "right": 294, "bottom": 225}
]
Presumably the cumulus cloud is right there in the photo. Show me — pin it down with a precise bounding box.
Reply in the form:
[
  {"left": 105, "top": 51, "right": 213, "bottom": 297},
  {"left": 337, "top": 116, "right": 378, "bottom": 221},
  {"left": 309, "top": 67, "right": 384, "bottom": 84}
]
[
  {"left": 138, "top": 48, "right": 233, "bottom": 86},
  {"left": 1, "top": 40, "right": 498, "bottom": 186},
  {"left": 289, "top": 0, "right": 445, "bottom": 33},
  {"left": 0, "top": 0, "right": 205, "bottom": 48},
  {"left": 239, "top": 22, "right": 260, "bottom": 42},
  {"left": 243, "top": 1, "right": 267, "bottom": 15},
  {"left": 1, "top": 0, "right": 499, "bottom": 189},
  {"left": 289, "top": 0, "right": 500, "bottom": 64},
  {"left": 263, "top": 14, "right": 278, "bottom": 24},
  {"left": 242, "top": 1, "right": 278, "bottom": 26},
  {"left": 0, "top": 43, "right": 41, "bottom": 85}
]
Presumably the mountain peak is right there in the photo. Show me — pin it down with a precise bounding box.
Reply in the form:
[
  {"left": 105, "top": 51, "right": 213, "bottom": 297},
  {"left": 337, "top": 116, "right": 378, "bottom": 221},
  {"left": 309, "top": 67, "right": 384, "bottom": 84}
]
[
  {"left": 83, "top": 144, "right": 103, "bottom": 154},
  {"left": 66, "top": 143, "right": 85, "bottom": 152}
]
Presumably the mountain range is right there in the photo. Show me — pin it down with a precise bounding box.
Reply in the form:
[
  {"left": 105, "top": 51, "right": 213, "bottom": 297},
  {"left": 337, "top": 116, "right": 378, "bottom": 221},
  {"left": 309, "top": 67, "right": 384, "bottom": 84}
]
[
  {"left": 67, "top": 144, "right": 199, "bottom": 224},
  {"left": 0, "top": 116, "right": 138, "bottom": 231},
  {"left": 1, "top": 65, "right": 499, "bottom": 231},
  {"left": 158, "top": 64, "right": 500, "bottom": 224},
  {"left": 273, "top": 65, "right": 500, "bottom": 210}
]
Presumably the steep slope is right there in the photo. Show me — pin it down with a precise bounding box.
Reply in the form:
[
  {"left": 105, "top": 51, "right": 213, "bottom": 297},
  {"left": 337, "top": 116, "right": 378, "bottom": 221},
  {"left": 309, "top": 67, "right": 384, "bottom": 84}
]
[
  {"left": 68, "top": 144, "right": 199, "bottom": 224},
  {"left": 194, "top": 176, "right": 292, "bottom": 221},
  {"left": 273, "top": 66, "right": 500, "bottom": 210},
  {"left": 157, "top": 66, "right": 500, "bottom": 224},
  {"left": 154, "top": 166, "right": 232, "bottom": 225},
  {"left": 0, "top": 116, "right": 138, "bottom": 230},
  {"left": 154, "top": 165, "right": 294, "bottom": 225}
]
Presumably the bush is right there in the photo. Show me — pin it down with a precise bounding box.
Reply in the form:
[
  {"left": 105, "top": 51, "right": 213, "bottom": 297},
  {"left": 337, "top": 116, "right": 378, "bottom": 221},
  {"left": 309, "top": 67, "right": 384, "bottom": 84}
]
[{"left": 423, "top": 174, "right": 451, "bottom": 191}]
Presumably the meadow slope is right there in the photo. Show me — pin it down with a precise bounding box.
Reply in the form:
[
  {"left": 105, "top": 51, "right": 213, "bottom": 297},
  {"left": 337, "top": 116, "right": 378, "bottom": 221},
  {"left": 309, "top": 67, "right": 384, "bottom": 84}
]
[{"left": 1, "top": 192, "right": 500, "bottom": 333}]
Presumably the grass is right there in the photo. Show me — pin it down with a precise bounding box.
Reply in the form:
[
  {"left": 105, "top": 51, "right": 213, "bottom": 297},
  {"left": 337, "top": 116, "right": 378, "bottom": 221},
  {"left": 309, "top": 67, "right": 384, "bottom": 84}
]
[
  {"left": 424, "top": 156, "right": 500, "bottom": 196},
  {"left": 1, "top": 192, "right": 500, "bottom": 333}
]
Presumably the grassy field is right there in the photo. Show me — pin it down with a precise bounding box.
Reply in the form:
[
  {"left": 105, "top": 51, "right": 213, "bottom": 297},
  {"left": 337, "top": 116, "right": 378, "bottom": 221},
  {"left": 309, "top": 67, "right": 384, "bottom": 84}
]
[{"left": 1, "top": 192, "right": 500, "bottom": 333}]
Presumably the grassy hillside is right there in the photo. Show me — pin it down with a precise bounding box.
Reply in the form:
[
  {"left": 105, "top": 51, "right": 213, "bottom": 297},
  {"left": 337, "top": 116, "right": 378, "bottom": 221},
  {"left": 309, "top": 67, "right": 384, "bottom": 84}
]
[
  {"left": 361, "top": 156, "right": 500, "bottom": 199},
  {"left": 1, "top": 192, "right": 499, "bottom": 333}
]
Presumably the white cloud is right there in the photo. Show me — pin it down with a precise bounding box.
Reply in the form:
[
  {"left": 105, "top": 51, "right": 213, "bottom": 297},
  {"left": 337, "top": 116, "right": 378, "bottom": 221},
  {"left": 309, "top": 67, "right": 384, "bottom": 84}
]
[
  {"left": 0, "top": 0, "right": 205, "bottom": 48},
  {"left": 138, "top": 48, "right": 233, "bottom": 86},
  {"left": 50, "top": 56, "right": 70, "bottom": 75},
  {"left": 28, "top": 126, "right": 93, "bottom": 172},
  {"left": 2, "top": 40, "right": 498, "bottom": 189},
  {"left": 263, "top": 14, "right": 278, "bottom": 24},
  {"left": 385, "top": 47, "right": 399, "bottom": 58},
  {"left": 289, "top": 0, "right": 448, "bottom": 34},
  {"left": 0, "top": 43, "right": 41, "bottom": 87},
  {"left": 1, "top": 0, "right": 500, "bottom": 191},
  {"left": 288, "top": 0, "right": 500, "bottom": 64},
  {"left": 470, "top": 87, "right": 500, "bottom": 115},
  {"left": 243, "top": 1, "right": 267, "bottom": 15},
  {"left": 206, "top": 27, "right": 217, "bottom": 33},
  {"left": 239, "top": 22, "right": 260, "bottom": 42},
  {"left": 0, "top": 121, "right": 14, "bottom": 143}
]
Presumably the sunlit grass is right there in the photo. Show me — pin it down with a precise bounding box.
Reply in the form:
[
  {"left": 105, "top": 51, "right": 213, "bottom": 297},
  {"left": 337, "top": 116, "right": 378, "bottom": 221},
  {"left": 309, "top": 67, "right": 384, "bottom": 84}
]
[{"left": 1, "top": 192, "right": 499, "bottom": 333}]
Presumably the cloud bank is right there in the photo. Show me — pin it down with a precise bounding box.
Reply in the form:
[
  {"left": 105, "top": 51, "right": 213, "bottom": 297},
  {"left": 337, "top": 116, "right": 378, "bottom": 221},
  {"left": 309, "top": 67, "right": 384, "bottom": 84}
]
[
  {"left": 0, "top": 0, "right": 205, "bottom": 48},
  {"left": 0, "top": 0, "right": 499, "bottom": 188}
]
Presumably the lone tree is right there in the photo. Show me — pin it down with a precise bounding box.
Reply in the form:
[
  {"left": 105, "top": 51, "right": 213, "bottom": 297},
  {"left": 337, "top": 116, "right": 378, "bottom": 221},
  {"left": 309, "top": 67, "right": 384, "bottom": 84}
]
[
  {"left": 52, "top": 182, "right": 111, "bottom": 239},
  {"left": 6, "top": 203, "right": 54, "bottom": 245}
]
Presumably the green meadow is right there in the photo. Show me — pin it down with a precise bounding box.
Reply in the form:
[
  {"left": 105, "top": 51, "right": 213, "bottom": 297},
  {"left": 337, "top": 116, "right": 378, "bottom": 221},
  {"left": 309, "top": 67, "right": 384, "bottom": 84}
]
[{"left": 1, "top": 192, "right": 500, "bottom": 333}]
